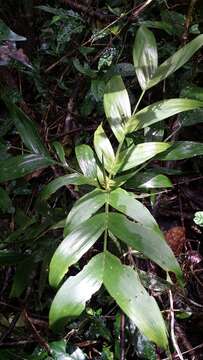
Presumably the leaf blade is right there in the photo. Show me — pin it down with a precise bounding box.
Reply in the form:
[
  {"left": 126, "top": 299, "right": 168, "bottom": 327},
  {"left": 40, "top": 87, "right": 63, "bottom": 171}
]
[
  {"left": 94, "top": 124, "right": 115, "bottom": 173},
  {"left": 103, "top": 252, "right": 168, "bottom": 349},
  {"left": 133, "top": 25, "right": 158, "bottom": 90},
  {"left": 49, "top": 214, "right": 105, "bottom": 287},
  {"left": 75, "top": 144, "right": 97, "bottom": 179}
]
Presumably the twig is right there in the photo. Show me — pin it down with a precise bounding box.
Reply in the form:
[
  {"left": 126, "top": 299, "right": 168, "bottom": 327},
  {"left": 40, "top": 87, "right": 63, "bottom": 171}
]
[
  {"left": 61, "top": 0, "right": 116, "bottom": 21},
  {"left": 0, "top": 313, "right": 21, "bottom": 344},
  {"left": 23, "top": 309, "right": 51, "bottom": 355},
  {"left": 182, "top": 0, "right": 199, "bottom": 44},
  {"left": 169, "top": 290, "right": 184, "bottom": 360},
  {"left": 163, "top": 342, "right": 203, "bottom": 359}
]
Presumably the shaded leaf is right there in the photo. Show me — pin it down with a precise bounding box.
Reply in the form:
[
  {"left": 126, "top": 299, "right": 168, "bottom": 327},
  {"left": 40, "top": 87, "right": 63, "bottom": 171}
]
[
  {"left": 159, "top": 141, "right": 203, "bottom": 160},
  {"left": 0, "top": 251, "right": 27, "bottom": 265},
  {"left": 64, "top": 189, "right": 106, "bottom": 235},
  {"left": 125, "top": 171, "right": 173, "bottom": 189},
  {"left": 133, "top": 25, "right": 158, "bottom": 90},
  {"left": 10, "top": 257, "right": 35, "bottom": 298},
  {"left": 49, "top": 253, "right": 104, "bottom": 329},
  {"left": 0, "top": 154, "right": 55, "bottom": 183},
  {"left": 49, "top": 214, "right": 105, "bottom": 287},
  {"left": 75, "top": 144, "right": 97, "bottom": 179},
  {"left": 3, "top": 102, "right": 49, "bottom": 156},
  {"left": 128, "top": 98, "right": 203, "bottom": 133},
  {"left": 147, "top": 34, "right": 203, "bottom": 89},
  {"left": 0, "top": 19, "right": 26, "bottom": 41},
  {"left": 94, "top": 124, "right": 115, "bottom": 173},
  {"left": 108, "top": 213, "right": 183, "bottom": 285},
  {"left": 104, "top": 76, "right": 131, "bottom": 142},
  {"left": 0, "top": 187, "right": 13, "bottom": 213},
  {"left": 103, "top": 252, "right": 168, "bottom": 349}
]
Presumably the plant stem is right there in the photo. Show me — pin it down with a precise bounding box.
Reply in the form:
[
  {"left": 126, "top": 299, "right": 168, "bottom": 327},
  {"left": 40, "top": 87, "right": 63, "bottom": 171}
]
[
  {"left": 104, "top": 195, "right": 110, "bottom": 251},
  {"left": 132, "top": 89, "right": 145, "bottom": 116}
]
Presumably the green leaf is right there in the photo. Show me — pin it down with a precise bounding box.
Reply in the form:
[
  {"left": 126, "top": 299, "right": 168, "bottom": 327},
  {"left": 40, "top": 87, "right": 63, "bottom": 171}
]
[
  {"left": 103, "top": 252, "right": 168, "bottom": 349},
  {"left": 0, "top": 154, "right": 54, "bottom": 183},
  {"left": 159, "top": 141, "right": 203, "bottom": 160},
  {"left": 0, "top": 19, "right": 26, "bottom": 41},
  {"left": 0, "top": 251, "right": 27, "bottom": 265},
  {"left": 108, "top": 213, "right": 183, "bottom": 285},
  {"left": 125, "top": 171, "right": 173, "bottom": 189},
  {"left": 75, "top": 144, "right": 97, "bottom": 179},
  {"left": 52, "top": 141, "right": 67, "bottom": 165},
  {"left": 40, "top": 173, "right": 96, "bottom": 200},
  {"left": 194, "top": 211, "right": 203, "bottom": 227},
  {"left": 109, "top": 188, "right": 159, "bottom": 231},
  {"left": 49, "top": 253, "right": 104, "bottom": 329},
  {"left": 128, "top": 98, "right": 203, "bottom": 133},
  {"left": 117, "top": 142, "right": 171, "bottom": 171},
  {"left": 133, "top": 25, "right": 158, "bottom": 90},
  {"left": 64, "top": 189, "right": 106, "bottom": 235},
  {"left": 94, "top": 124, "right": 115, "bottom": 173},
  {"left": 3, "top": 103, "right": 50, "bottom": 157},
  {"left": 104, "top": 76, "right": 131, "bottom": 142},
  {"left": 147, "top": 34, "right": 203, "bottom": 89},
  {"left": 10, "top": 257, "right": 35, "bottom": 298},
  {"left": 49, "top": 214, "right": 105, "bottom": 287},
  {"left": 0, "top": 187, "right": 13, "bottom": 213}
]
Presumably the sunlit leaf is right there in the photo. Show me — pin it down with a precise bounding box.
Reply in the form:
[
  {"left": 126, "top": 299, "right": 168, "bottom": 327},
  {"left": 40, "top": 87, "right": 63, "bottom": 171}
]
[
  {"left": 125, "top": 171, "right": 173, "bottom": 189},
  {"left": 128, "top": 98, "right": 203, "bottom": 133},
  {"left": 49, "top": 253, "right": 104, "bottom": 329},
  {"left": 133, "top": 25, "right": 158, "bottom": 90},
  {"left": 103, "top": 252, "right": 168, "bottom": 349},
  {"left": 108, "top": 213, "right": 183, "bottom": 285},
  {"left": 117, "top": 142, "right": 171, "bottom": 171},
  {"left": 109, "top": 188, "right": 159, "bottom": 231},
  {"left": 49, "top": 214, "right": 105, "bottom": 287},
  {"left": 0, "top": 154, "right": 55, "bottom": 183},
  {"left": 40, "top": 173, "right": 96, "bottom": 200},
  {"left": 64, "top": 189, "right": 106, "bottom": 235},
  {"left": 147, "top": 34, "right": 203, "bottom": 89},
  {"left": 104, "top": 76, "right": 131, "bottom": 142},
  {"left": 75, "top": 144, "right": 97, "bottom": 179},
  {"left": 94, "top": 124, "right": 115, "bottom": 173},
  {"left": 159, "top": 141, "right": 203, "bottom": 160}
]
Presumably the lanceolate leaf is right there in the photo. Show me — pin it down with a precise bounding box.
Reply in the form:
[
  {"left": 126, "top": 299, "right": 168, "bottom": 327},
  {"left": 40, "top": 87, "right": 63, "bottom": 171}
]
[
  {"left": 0, "top": 154, "right": 55, "bottom": 183},
  {"left": 64, "top": 189, "right": 107, "bottom": 235},
  {"left": 104, "top": 76, "right": 131, "bottom": 142},
  {"left": 49, "top": 253, "right": 104, "bottom": 329},
  {"left": 40, "top": 173, "right": 96, "bottom": 200},
  {"left": 117, "top": 142, "right": 171, "bottom": 171},
  {"left": 94, "top": 124, "right": 115, "bottom": 173},
  {"left": 49, "top": 214, "right": 106, "bottom": 287},
  {"left": 159, "top": 141, "right": 203, "bottom": 160},
  {"left": 147, "top": 34, "right": 203, "bottom": 89},
  {"left": 125, "top": 171, "right": 173, "bottom": 189},
  {"left": 75, "top": 144, "right": 97, "bottom": 179},
  {"left": 4, "top": 102, "right": 50, "bottom": 157},
  {"left": 108, "top": 213, "right": 183, "bottom": 285},
  {"left": 127, "top": 99, "right": 203, "bottom": 133},
  {"left": 103, "top": 252, "right": 168, "bottom": 349},
  {"left": 109, "top": 188, "right": 159, "bottom": 231},
  {"left": 133, "top": 25, "right": 158, "bottom": 90}
]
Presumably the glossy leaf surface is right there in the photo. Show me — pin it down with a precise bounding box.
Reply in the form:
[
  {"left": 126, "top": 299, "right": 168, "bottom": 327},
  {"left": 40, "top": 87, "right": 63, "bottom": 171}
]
[
  {"left": 147, "top": 34, "right": 203, "bottom": 89},
  {"left": 0, "top": 154, "right": 54, "bottom": 183},
  {"left": 159, "top": 141, "right": 203, "bottom": 160},
  {"left": 75, "top": 144, "right": 97, "bottom": 179},
  {"left": 125, "top": 171, "right": 173, "bottom": 188},
  {"left": 103, "top": 252, "right": 168, "bottom": 349},
  {"left": 94, "top": 124, "right": 115, "bottom": 173},
  {"left": 128, "top": 99, "right": 203, "bottom": 133},
  {"left": 64, "top": 189, "right": 106, "bottom": 235},
  {"left": 104, "top": 76, "right": 131, "bottom": 142},
  {"left": 49, "top": 253, "right": 104, "bottom": 329},
  {"left": 117, "top": 142, "right": 170, "bottom": 171},
  {"left": 133, "top": 25, "right": 158, "bottom": 90},
  {"left": 109, "top": 188, "right": 159, "bottom": 231},
  {"left": 40, "top": 173, "right": 95, "bottom": 200},
  {"left": 49, "top": 214, "right": 105, "bottom": 287},
  {"left": 108, "top": 213, "right": 183, "bottom": 284}
]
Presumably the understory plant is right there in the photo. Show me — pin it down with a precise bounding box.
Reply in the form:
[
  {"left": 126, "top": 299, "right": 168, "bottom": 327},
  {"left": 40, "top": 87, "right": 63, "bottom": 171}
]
[{"left": 44, "top": 26, "right": 203, "bottom": 350}]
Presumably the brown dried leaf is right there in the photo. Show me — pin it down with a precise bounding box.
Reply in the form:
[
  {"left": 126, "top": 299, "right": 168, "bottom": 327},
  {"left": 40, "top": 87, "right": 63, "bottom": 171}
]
[{"left": 164, "top": 226, "right": 186, "bottom": 256}]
